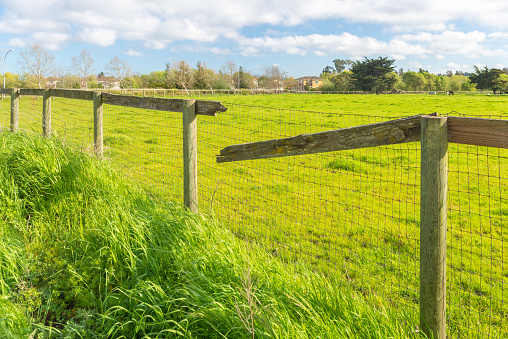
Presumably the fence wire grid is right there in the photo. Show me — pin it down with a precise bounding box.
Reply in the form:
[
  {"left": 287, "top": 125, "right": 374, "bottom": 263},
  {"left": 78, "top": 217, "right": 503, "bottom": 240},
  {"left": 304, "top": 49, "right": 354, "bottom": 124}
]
[{"left": 2, "top": 94, "right": 506, "bottom": 338}]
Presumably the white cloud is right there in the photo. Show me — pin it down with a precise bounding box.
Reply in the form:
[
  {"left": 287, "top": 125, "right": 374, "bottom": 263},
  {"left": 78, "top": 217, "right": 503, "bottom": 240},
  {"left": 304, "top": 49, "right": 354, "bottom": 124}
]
[
  {"left": 7, "top": 38, "right": 26, "bottom": 48},
  {"left": 78, "top": 28, "right": 116, "bottom": 47},
  {"left": 237, "top": 33, "right": 430, "bottom": 59},
  {"left": 32, "top": 32, "right": 71, "bottom": 50},
  {"left": 1, "top": 0, "right": 508, "bottom": 51},
  {"left": 126, "top": 49, "right": 143, "bottom": 57},
  {"left": 209, "top": 47, "right": 231, "bottom": 55}
]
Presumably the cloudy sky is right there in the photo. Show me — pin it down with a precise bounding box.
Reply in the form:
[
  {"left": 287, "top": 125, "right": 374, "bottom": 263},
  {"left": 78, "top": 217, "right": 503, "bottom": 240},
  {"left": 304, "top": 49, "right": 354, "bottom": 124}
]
[{"left": 1, "top": 0, "right": 508, "bottom": 78}]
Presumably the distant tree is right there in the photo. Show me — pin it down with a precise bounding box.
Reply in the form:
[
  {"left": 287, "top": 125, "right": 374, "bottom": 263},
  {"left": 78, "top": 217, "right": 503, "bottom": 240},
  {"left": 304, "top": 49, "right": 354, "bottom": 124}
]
[
  {"left": 322, "top": 65, "right": 334, "bottom": 76},
  {"left": 166, "top": 60, "right": 194, "bottom": 93},
  {"left": 448, "top": 74, "right": 468, "bottom": 92},
  {"left": 460, "top": 78, "right": 476, "bottom": 93},
  {"left": 219, "top": 61, "right": 237, "bottom": 89},
  {"left": 328, "top": 70, "right": 354, "bottom": 91},
  {"left": 235, "top": 66, "right": 254, "bottom": 89},
  {"left": 333, "top": 59, "right": 352, "bottom": 73},
  {"left": 469, "top": 66, "right": 507, "bottom": 94},
  {"left": 434, "top": 76, "right": 447, "bottom": 91},
  {"left": 350, "top": 56, "right": 397, "bottom": 93},
  {"left": 257, "top": 76, "right": 270, "bottom": 89},
  {"left": 121, "top": 77, "right": 138, "bottom": 89},
  {"left": 18, "top": 42, "right": 55, "bottom": 89},
  {"left": 262, "top": 65, "right": 287, "bottom": 90},
  {"left": 194, "top": 61, "right": 217, "bottom": 90},
  {"left": 105, "top": 56, "right": 132, "bottom": 88},
  {"left": 140, "top": 71, "right": 167, "bottom": 88},
  {"left": 284, "top": 76, "right": 297, "bottom": 89},
  {"left": 402, "top": 71, "right": 426, "bottom": 91},
  {"left": 71, "top": 49, "right": 95, "bottom": 89},
  {"left": 3, "top": 72, "right": 21, "bottom": 88},
  {"left": 421, "top": 72, "right": 437, "bottom": 91}
]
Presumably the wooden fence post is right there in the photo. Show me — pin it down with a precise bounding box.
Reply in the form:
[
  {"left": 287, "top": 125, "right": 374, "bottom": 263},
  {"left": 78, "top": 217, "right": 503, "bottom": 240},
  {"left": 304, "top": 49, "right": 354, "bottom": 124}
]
[
  {"left": 10, "top": 88, "right": 19, "bottom": 132},
  {"left": 420, "top": 115, "right": 448, "bottom": 339},
  {"left": 42, "top": 89, "right": 51, "bottom": 137},
  {"left": 93, "top": 92, "right": 103, "bottom": 157},
  {"left": 183, "top": 99, "right": 198, "bottom": 213}
]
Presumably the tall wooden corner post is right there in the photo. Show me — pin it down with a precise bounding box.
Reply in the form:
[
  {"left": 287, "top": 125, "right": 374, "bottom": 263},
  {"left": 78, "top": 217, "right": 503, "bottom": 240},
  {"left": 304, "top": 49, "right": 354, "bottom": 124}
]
[
  {"left": 93, "top": 92, "right": 103, "bottom": 157},
  {"left": 183, "top": 99, "right": 198, "bottom": 213},
  {"left": 420, "top": 115, "right": 448, "bottom": 339},
  {"left": 10, "top": 88, "right": 19, "bottom": 132},
  {"left": 42, "top": 89, "right": 51, "bottom": 137}
]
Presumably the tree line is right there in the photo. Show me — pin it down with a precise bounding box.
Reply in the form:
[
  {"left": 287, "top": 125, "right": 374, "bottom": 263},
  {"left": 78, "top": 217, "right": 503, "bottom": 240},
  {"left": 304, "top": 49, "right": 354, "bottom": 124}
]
[
  {"left": 1, "top": 42, "right": 297, "bottom": 91},
  {"left": 3, "top": 42, "right": 507, "bottom": 93},
  {"left": 320, "top": 57, "right": 508, "bottom": 94}
]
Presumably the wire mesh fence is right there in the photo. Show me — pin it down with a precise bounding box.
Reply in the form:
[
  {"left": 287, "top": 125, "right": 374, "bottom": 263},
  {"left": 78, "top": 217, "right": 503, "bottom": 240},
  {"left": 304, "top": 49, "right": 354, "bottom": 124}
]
[
  {"left": 197, "top": 104, "right": 423, "bottom": 327},
  {"left": 16, "top": 95, "right": 43, "bottom": 134},
  {"left": 2, "top": 92, "right": 506, "bottom": 337},
  {"left": 444, "top": 113, "right": 507, "bottom": 338}
]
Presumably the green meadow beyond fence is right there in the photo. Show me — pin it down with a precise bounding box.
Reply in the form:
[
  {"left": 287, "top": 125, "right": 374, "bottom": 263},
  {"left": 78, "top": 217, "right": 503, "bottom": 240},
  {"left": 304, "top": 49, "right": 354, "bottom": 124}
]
[{"left": 0, "top": 88, "right": 507, "bottom": 338}]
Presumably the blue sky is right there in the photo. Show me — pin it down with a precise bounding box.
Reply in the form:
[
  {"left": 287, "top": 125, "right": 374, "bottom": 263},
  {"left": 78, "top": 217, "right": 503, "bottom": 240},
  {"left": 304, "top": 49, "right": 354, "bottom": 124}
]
[{"left": 1, "top": 0, "right": 508, "bottom": 78}]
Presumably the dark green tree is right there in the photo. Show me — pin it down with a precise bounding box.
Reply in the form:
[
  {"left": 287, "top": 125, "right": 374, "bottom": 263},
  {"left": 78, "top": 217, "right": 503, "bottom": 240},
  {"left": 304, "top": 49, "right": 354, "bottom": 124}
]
[
  {"left": 333, "top": 59, "right": 352, "bottom": 73},
  {"left": 469, "top": 66, "right": 507, "bottom": 94},
  {"left": 350, "top": 56, "right": 397, "bottom": 93}
]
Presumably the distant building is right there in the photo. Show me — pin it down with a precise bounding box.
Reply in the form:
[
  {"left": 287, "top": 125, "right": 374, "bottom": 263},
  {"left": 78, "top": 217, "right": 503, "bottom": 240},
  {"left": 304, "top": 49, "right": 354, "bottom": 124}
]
[
  {"left": 296, "top": 76, "right": 322, "bottom": 91},
  {"left": 97, "top": 75, "right": 120, "bottom": 89},
  {"left": 45, "top": 77, "right": 59, "bottom": 88}
]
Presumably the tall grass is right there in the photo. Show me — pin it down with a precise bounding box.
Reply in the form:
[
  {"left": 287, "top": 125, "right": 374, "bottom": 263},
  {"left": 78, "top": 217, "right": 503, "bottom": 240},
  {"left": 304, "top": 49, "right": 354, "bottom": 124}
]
[{"left": 0, "top": 131, "right": 424, "bottom": 338}]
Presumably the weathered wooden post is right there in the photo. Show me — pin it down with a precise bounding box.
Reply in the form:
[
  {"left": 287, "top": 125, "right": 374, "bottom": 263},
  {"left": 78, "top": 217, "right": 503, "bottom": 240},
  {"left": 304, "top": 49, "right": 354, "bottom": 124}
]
[
  {"left": 10, "top": 88, "right": 19, "bottom": 132},
  {"left": 42, "top": 89, "right": 51, "bottom": 137},
  {"left": 420, "top": 115, "right": 448, "bottom": 339},
  {"left": 183, "top": 99, "right": 198, "bottom": 213},
  {"left": 93, "top": 92, "right": 103, "bottom": 157}
]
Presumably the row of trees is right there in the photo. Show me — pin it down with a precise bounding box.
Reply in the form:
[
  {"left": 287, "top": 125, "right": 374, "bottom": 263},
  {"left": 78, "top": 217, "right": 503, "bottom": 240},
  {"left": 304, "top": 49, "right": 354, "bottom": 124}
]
[
  {"left": 2, "top": 42, "right": 296, "bottom": 91},
  {"left": 3, "top": 42, "right": 507, "bottom": 93},
  {"left": 320, "top": 57, "right": 508, "bottom": 93}
]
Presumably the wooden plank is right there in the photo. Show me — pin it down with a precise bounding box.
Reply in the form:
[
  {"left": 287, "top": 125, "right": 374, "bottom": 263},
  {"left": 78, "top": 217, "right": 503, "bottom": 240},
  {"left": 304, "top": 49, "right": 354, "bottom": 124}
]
[
  {"left": 420, "top": 116, "right": 448, "bottom": 339},
  {"left": 93, "top": 92, "right": 103, "bottom": 157},
  {"left": 10, "top": 89, "right": 19, "bottom": 132},
  {"left": 101, "top": 92, "right": 226, "bottom": 116},
  {"left": 0, "top": 88, "right": 11, "bottom": 95},
  {"left": 20, "top": 88, "right": 46, "bottom": 96},
  {"left": 448, "top": 116, "right": 508, "bottom": 149},
  {"left": 42, "top": 90, "right": 51, "bottom": 137},
  {"left": 50, "top": 89, "right": 94, "bottom": 101},
  {"left": 183, "top": 100, "right": 198, "bottom": 213},
  {"left": 217, "top": 114, "right": 427, "bottom": 163}
]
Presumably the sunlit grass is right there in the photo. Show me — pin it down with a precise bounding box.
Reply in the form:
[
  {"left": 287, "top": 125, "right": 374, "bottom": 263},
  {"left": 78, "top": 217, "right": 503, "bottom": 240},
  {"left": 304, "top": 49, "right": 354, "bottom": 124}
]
[
  {"left": 1, "top": 93, "right": 507, "bottom": 337},
  {"left": 0, "top": 131, "right": 424, "bottom": 338}
]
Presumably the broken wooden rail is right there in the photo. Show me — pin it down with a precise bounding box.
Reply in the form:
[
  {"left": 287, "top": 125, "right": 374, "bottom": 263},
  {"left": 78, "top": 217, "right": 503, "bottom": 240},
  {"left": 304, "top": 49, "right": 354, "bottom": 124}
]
[
  {"left": 216, "top": 114, "right": 507, "bottom": 339},
  {"left": 217, "top": 114, "right": 508, "bottom": 163}
]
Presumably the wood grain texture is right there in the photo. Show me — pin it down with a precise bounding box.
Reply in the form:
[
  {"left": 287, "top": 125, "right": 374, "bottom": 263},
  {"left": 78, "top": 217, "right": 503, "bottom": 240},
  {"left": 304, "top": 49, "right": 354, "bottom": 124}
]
[
  {"left": 448, "top": 116, "right": 508, "bottom": 149},
  {"left": 217, "top": 114, "right": 427, "bottom": 163},
  {"left": 10, "top": 89, "right": 19, "bottom": 132},
  {"left": 49, "top": 89, "right": 94, "bottom": 100},
  {"left": 420, "top": 116, "right": 448, "bottom": 339},
  {"left": 20, "top": 88, "right": 46, "bottom": 96},
  {"left": 183, "top": 100, "right": 198, "bottom": 213},
  {"left": 102, "top": 93, "right": 227, "bottom": 116},
  {"left": 42, "top": 90, "right": 51, "bottom": 137},
  {"left": 93, "top": 92, "right": 103, "bottom": 157}
]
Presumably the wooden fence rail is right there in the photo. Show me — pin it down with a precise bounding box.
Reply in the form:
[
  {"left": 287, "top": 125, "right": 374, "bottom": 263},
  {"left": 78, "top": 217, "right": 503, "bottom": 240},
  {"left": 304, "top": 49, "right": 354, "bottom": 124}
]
[
  {"left": 216, "top": 114, "right": 507, "bottom": 339},
  {"left": 2, "top": 88, "right": 227, "bottom": 213}
]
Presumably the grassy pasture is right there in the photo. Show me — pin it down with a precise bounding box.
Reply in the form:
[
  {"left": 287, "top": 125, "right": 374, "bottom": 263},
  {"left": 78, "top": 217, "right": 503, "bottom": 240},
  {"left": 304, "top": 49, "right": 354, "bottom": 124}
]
[{"left": 1, "top": 93, "right": 507, "bottom": 337}]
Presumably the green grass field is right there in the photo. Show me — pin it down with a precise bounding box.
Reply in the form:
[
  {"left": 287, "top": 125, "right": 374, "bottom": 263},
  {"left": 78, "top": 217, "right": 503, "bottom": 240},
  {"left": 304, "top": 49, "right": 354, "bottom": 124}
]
[
  {"left": 1, "top": 93, "right": 507, "bottom": 337},
  {"left": 1, "top": 131, "right": 425, "bottom": 338}
]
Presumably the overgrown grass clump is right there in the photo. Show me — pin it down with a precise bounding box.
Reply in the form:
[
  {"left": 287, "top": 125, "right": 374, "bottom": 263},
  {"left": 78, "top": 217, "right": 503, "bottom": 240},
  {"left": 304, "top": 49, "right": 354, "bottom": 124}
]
[{"left": 0, "top": 131, "right": 422, "bottom": 338}]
